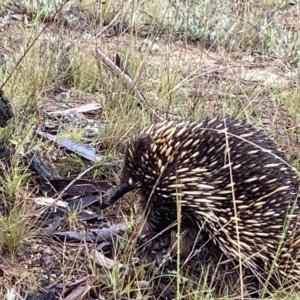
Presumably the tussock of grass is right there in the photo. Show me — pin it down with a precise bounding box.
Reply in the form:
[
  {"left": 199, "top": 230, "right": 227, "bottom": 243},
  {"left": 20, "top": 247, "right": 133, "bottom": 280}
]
[{"left": 0, "top": 204, "right": 35, "bottom": 255}]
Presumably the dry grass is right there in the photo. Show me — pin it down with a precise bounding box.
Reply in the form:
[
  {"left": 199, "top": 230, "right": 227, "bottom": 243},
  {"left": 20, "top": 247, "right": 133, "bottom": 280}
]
[{"left": 0, "top": 0, "right": 300, "bottom": 299}]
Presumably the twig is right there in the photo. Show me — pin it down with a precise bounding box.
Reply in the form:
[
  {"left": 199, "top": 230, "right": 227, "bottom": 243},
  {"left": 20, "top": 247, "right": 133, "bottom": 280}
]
[
  {"left": 96, "top": 48, "right": 164, "bottom": 121},
  {"left": 96, "top": 48, "right": 147, "bottom": 105},
  {"left": 57, "top": 164, "right": 97, "bottom": 199}
]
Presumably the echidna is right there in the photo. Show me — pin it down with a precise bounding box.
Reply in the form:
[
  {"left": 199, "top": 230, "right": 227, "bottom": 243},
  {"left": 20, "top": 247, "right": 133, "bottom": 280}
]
[{"left": 102, "top": 116, "right": 300, "bottom": 295}]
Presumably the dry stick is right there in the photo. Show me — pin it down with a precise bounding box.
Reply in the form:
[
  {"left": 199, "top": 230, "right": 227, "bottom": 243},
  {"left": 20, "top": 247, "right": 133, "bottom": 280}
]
[
  {"left": 96, "top": 49, "right": 146, "bottom": 104},
  {"left": 61, "top": 275, "right": 90, "bottom": 297},
  {"left": 57, "top": 164, "right": 97, "bottom": 200},
  {"left": 95, "top": 48, "right": 164, "bottom": 121}
]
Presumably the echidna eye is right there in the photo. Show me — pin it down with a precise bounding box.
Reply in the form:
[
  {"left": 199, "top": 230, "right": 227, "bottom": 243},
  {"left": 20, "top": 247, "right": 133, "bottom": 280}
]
[{"left": 128, "top": 178, "right": 134, "bottom": 186}]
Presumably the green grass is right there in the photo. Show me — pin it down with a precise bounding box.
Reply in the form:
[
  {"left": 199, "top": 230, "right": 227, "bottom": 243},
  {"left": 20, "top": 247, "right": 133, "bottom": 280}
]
[{"left": 0, "top": 0, "right": 300, "bottom": 299}]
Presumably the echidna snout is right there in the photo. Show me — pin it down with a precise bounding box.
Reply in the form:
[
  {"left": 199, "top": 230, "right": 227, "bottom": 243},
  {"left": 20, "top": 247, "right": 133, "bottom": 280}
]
[
  {"left": 102, "top": 182, "right": 133, "bottom": 208},
  {"left": 103, "top": 133, "right": 152, "bottom": 208}
]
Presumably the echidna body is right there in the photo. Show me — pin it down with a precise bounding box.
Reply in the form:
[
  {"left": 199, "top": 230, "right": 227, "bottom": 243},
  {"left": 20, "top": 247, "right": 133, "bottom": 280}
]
[{"left": 104, "top": 116, "right": 300, "bottom": 293}]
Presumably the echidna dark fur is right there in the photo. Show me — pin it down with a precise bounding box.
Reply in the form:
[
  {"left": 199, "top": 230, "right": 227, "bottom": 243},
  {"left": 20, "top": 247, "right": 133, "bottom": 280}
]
[{"left": 103, "top": 116, "right": 300, "bottom": 296}]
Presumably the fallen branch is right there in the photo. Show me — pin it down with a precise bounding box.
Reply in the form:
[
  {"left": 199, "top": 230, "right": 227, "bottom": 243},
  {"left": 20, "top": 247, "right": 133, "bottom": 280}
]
[{"left": 96, "top": 48, "right": 164, "bottom": 121}]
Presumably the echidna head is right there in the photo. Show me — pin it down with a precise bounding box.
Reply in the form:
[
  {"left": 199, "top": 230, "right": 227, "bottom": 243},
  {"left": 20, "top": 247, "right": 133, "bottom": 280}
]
[{"left": 103, "top": 134, "right": 152, "bottom": 208}]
